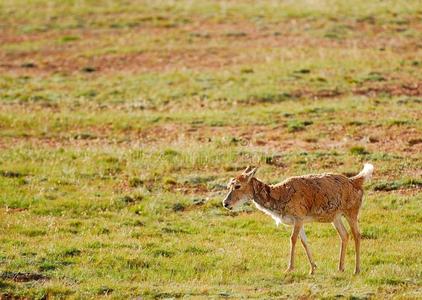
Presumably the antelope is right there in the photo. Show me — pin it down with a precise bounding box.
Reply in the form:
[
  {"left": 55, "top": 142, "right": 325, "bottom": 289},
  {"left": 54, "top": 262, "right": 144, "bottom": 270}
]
[{"left": 222, "top": 164, "right": 374, "bottom": 275}]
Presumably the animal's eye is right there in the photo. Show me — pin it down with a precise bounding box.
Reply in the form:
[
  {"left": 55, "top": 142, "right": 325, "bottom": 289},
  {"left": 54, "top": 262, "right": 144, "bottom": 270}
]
[{"left": 234, "top": 185, "right": 241, "bottom": 190}]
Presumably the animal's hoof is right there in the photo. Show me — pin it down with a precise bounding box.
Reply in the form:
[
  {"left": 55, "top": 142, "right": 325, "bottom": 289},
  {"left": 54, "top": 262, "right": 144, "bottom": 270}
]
[
  {"left": 285, "top": 267, "right": 294, "bottom": 273},
  {"left": 338, "top": 267, "right": 345, "bottom": 272},
  {"left": 309, "top": 264, "right": 317, "bottom": 275},
  {"left": 354, "top": 269, "right": 361, "bottom": 275}
]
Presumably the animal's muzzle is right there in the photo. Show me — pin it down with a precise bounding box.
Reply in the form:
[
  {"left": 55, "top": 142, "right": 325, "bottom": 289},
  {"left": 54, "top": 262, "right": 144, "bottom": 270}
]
[{"left": 222, "top": 192, "right": 232, "bottom": 210}]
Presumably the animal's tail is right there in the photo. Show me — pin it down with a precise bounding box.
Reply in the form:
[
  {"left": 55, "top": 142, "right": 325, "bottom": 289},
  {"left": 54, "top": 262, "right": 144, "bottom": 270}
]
[{"left": 350, "top": 163, "right": 374, "bottom": 189}]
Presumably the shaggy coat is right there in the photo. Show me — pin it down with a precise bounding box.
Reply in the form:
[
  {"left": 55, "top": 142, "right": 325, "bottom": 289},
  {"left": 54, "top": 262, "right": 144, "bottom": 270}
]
[
  {"left": 250, "top": 173, "right": 365, "bottom": 224},
  {"left": 223, "top": 164, "right": 374, "bottom": 274}
]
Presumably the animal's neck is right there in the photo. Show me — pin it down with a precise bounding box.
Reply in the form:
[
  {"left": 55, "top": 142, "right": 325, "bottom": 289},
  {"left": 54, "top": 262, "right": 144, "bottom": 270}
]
[{"left": 251, "top": 178, "right": 276, "bottom": 210}]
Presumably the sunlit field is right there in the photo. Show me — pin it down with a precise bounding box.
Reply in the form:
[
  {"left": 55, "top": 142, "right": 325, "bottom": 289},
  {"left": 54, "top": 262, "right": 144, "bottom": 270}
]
[{"left": 0, "top": 0, "right": 421, "bottom": 298}]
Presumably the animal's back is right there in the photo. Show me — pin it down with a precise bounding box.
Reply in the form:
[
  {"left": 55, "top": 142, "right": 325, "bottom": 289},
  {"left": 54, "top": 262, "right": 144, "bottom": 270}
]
[{"left": 280, "top": 173, "right": 363, "bottom": 222}]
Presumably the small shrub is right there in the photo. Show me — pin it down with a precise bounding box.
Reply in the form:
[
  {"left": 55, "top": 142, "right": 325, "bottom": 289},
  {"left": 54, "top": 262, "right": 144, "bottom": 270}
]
[
  {"left": 264, "top": 155, "right": 284, "bottom": 167},
  {"left": 61, "top": 248, "right": 81, "bottom": 257},
  {"left": 349, "top": 146, "right": 369, "bottom": 155},
  {"left": 225, "top": 31, "right": 247, "bottom": 37},
  {"left": 185, "top": 175, "right": 216, "bottom": 184},
  {"left": 81, "top": 66, "right": 96, "bottom": 73},
  {"left": 152, "top": 249, "right": 174, "bottom": 258},
  {"left": 20, "top": 62, "right": 36, "bottom": 68},
  {"left": 293, "top": 68, "right": 311, "bottom": 74},
  {"left": 348, "top": 121, "right": 364, "bottom": 126},
  {"left": 373, "top": 179, "right": 422, "bottom": 191},
  {"left": 388, "top": 119, "right": 411, "bottom": 126},
  {"left": 61, "top": 35, "right": 80, "bottom": 42},
  {"left": 0, "top": 170, "right": 26, "bottom": 178},
  {"left": 0, "top": 272, "right": 48, "bottom": 282},
  {"left": 163, "top": 149, "right": 179, "bottom": 156},
  {"left": 97, "top": 286, "right": 113, "bottom": 295},
  {"left": 240, "top": 68, "right": 254, "bottom": 74},
  {"left": 249, "top": 92, "right": 293, "bottom": 103},
  {"left": 192, "top": 198, "right": 206, "bottom": 205},
  {"left": 287, "top": 120, "right": 313, "bottom": 132},
  {"left": 172, "top": 203, "right": 186, "bottom": 212},
  {"left": 73, "top": 133, "right": 96, "bottom": 140},
  {"left": 21, "top": 229, "right": 46, "bottom": 237},
  {"left": 163, "top": 177, "right": 177, "bottom": 185},
  {"left": 304, "top": 137, "right": 318, "bottom": 143},
  {"left": 118, "top": 194, "right": 143, "bottom": 207},
  {"left": 98, "top": 227, "right": 110, "bottom": 234},
  {"left": 126, "top": 258, "right": 150, "bottom": 269},
  {"left": 129, "top": 178, "right": 144, "bottom": 187},
  {"left": 408, "top": 138, "right": 422, "bottom": 146},
  {"left": 365, "top": 72, "right": 386, "bottom": 82},
  {"left": 184, "top": 246, "right": 209, "bottom": 255},
  {"left": 120, "top": 195, "right": 135, "bottom": 204},
  {"left": 361, "top": 229, "right": 378, "bottom": 240}
]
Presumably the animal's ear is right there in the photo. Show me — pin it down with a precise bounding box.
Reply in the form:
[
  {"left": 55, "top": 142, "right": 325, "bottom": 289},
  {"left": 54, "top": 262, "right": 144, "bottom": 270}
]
[
  {"left": 227, "top": 178, "right": 235, "bottom": 189},
  {"left": 243, "top": 166, "right": 253, "bottom": 174},
  {"left": 245, "top": 167, "right": 258, "bottom": 182}
]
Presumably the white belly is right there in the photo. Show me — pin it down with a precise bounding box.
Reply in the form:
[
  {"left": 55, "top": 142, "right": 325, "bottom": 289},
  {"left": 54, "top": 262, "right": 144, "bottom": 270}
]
[{"left": 253, "top": 202, "right": 313, "bottom": 226}]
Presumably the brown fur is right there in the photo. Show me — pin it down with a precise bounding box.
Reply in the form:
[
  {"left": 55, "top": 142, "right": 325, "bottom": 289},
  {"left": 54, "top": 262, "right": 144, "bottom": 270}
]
[
  {"left": 222, "top": 164, "right": 373, "bottom": 275},
  {"left": 251, "top": 174, "right": 364, "bottom": 223}
]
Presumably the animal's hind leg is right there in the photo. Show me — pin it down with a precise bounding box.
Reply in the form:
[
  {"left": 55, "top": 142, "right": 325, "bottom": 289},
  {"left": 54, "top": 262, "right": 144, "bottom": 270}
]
[
  {"left": 345, "top": 214, "right": 361, "bottom": 274},
  {"left": 299, "top": 227, "right": 317, "bottom": 274},
  {"left": 332, "top": 216, "right": 349, "bottom": 272}
]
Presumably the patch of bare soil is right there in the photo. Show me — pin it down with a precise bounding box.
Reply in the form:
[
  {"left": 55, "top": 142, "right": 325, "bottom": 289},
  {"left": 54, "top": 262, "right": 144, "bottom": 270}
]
[
  {"left": 0, "top": 272, "right": 48, "bottom": 282},
  {"left": 354, "top": 82, "right": 422, "bottom": 97},
  {"left": 0, "top": 29, "right": 57, "bottom": 44},
  {"left": 0, "top": 293, "right": 31, "bottom": 300},
  {"left": 1, "top": 18, "right": 421, "bottom": 75},
  {"left": 1, "top": 116, "right": 420, "bottom": 158},
  {"left": 0, "top": 45, "right": 243, "bottom": 75},
  {"left": 2, "top": 207, "right": 28, "bottom": 214},
  {"left": 276, "top": 81, "right": 422, "bottom": 101},
  {"left": 286, "top": 89, "right": 344, "bottom": 100}
]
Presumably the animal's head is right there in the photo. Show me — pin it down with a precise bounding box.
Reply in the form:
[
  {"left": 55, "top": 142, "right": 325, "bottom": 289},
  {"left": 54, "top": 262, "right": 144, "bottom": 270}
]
[{"left": 222, "top": 166, "right": 258, "bottom": 210}]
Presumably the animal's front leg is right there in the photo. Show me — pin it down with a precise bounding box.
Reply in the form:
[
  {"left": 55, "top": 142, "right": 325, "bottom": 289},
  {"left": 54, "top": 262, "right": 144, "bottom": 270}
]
[
  {"left": 300, "top": 227, "right": 317, "bottom": 274},
  {"left": 286, "top": 221, "right": 303, "bottom": 272}
]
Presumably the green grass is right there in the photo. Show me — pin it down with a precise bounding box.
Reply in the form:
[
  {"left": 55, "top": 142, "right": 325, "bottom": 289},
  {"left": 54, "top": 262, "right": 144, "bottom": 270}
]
[{"left": 0, "top": 0, "right": 421, "bottom": 299}]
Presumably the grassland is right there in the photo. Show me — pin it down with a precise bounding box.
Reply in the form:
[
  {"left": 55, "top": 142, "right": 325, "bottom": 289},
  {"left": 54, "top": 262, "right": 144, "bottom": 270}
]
[{"left": 0, "top": 0, "right": 421, "bottom": 299}]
